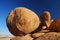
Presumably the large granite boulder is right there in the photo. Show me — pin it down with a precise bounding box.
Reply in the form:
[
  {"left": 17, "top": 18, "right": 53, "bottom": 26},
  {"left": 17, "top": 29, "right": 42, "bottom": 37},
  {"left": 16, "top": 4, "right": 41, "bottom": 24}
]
[{"left": 6, "top": 7, "right": 40, "bottom": 36}]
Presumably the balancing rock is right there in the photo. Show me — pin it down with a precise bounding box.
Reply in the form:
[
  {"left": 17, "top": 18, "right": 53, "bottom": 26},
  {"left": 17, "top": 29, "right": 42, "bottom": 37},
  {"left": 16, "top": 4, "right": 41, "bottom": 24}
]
[{"left": 6, "top": 7, "right": 40, "bottom": 36}]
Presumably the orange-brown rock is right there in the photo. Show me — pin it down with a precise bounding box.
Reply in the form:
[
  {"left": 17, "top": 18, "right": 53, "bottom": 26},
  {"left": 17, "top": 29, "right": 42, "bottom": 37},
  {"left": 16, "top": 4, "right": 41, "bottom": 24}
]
[
  {"left": 49, "top": 18, "right": 60, "bottom": 32},
  {"left": 6, "top": 7, "right": 40, "bottom": 36},
  {"left": 40, "top": 11, "right": 52, "bottom": 29},
  {"left": 10, "top": 34, "right": 33, "bottom": 40},
  {"left": 35, "top": 32, "right": 60, "bottom": 40}
]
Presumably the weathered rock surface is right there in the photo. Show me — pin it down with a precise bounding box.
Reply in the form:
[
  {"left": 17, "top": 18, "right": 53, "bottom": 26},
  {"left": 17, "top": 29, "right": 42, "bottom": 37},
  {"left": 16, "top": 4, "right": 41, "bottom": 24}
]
[
  {"left": 10, "top": 34, "right": 33, "bottom": 40},
  {"left": 49, "top": 18, "right": 60, "bottom": 32},
  {"left": 35, "top": 32, "right": 60, "bottom": 40},
  {"left": 6, "top": 7, "right": 40, "bottom": 36}
]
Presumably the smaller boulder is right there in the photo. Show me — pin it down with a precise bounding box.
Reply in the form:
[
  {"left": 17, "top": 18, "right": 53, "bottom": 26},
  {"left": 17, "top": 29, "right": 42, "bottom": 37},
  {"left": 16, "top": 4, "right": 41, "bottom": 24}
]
[{"left": 40, "top": 11, "right": 51, "bottom": 28}]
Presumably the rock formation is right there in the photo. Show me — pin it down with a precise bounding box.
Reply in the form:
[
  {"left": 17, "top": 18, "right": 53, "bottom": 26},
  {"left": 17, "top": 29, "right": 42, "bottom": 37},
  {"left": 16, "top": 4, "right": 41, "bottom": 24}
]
[
  {"left": 6, "top": 7, "right": 60, "bottom": 40},
  {"left": 6, "top": 7, "right": 40, "bottom": 36},
  {"left": 40, "top": 11, "right": 52, "bottom": 29}
]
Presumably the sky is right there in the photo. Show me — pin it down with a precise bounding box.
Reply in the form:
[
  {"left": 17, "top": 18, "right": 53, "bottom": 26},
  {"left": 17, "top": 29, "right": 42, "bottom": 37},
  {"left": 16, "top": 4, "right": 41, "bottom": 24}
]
[{"left": 0, "top": 0, "right": 60, "bottom": 35}]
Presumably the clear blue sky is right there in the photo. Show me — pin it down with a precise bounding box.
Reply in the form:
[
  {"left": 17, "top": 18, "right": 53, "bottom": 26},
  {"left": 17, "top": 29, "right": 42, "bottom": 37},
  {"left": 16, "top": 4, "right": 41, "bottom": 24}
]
[{"left": 0, "top": 0, "right": 60, "bottom": 35}]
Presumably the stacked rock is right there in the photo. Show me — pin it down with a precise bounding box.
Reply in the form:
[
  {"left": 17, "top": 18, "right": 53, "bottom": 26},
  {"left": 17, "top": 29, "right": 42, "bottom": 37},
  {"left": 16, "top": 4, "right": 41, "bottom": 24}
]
[
  {"left": 31, "top": 11, "right": 53, "bottom": 39},
  {"left": 6, "top": 7, "right": 40, "bottom": 40},
  {"left": 6, "top": 7, "right": 60, "bottom": 40}
]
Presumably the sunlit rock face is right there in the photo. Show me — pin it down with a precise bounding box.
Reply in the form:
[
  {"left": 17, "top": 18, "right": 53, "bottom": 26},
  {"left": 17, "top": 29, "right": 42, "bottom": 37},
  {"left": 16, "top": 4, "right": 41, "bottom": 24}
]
[
  {"left": 40, "top": 11, "right": 52, "bottom": 29},
  {"left": 6, "top": 7, "right": 40, "bottom": 36}
]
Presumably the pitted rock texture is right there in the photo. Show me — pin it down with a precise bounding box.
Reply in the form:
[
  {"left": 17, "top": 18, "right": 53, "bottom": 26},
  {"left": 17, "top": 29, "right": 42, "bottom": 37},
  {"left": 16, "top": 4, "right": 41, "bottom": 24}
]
[
  {"left": 40, "top": 11, "right": 52, "bottom": 29},
  {"left": 35, "top": 32, "right": 60, "bottom": 40},
  {"left": 6, "top": 7, "right": 40, "bottom": 36},
  {"left": 49, "top": 18, "right": 60, "bottom": 32}
]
